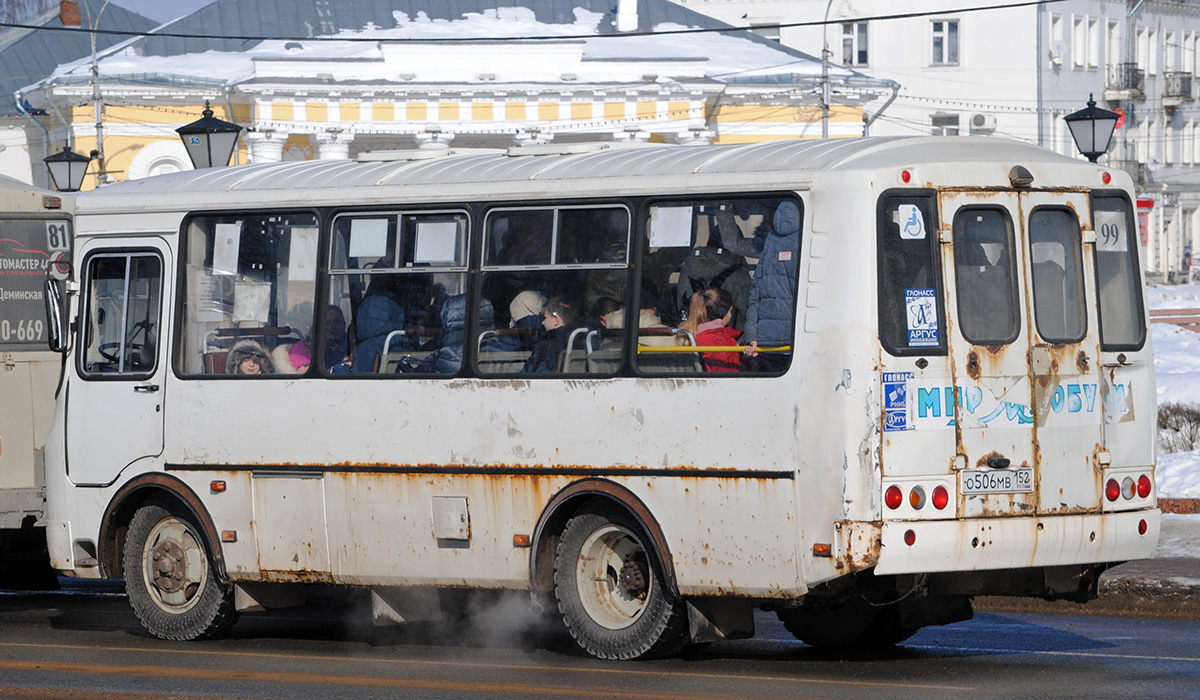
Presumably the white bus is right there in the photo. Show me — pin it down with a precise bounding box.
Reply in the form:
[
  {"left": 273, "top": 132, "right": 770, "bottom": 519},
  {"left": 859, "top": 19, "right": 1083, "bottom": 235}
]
[
  {"left": 42, "top": 137, "right": 1158, "bottom": 659},
  {"left": 0, "top": 175, "right": 71, "bottom": 588}
]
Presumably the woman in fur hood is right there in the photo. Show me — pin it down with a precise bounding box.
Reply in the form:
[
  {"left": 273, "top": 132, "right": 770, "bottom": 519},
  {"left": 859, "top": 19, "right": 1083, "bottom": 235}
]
[{"left": 226, "top": 339, "right": 275, "bottom": 375}]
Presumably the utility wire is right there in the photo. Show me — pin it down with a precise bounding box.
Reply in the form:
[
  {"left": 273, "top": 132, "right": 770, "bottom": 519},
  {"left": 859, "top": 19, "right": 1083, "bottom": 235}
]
[{"left": 0, "top": 0, "right": 1070, "bottom": 44}]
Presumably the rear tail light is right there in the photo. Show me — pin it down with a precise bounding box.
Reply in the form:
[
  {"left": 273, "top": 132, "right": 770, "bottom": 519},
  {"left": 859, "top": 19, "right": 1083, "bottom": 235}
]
[
  {"left": 1105, "top": 478, "right": 1121, "bottom": 502},
  {"left": 932, "top": 485, "right": 949, "bottom": 510},
  {"left": 1121, "top": 476, "right": 1136, "bottom": 500},
  {"left": 885, "top": 485, "right": 903, "bottom": 510},
  {"left": 1138, "top": 519, "right": 1148, "bottom": 536},
  {"left": 1137, "top": 475, "right": 1152, "bottom": 499},
  {"left": 903, "top": 529, "right": 917, "bottom": 546},
  {"left": 909, "top": 486, "right": 927, "bottom": 510}
]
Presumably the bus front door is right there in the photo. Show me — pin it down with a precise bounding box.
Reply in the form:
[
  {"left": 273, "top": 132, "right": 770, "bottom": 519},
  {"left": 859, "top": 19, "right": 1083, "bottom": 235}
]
[
  {"left": 940, "top": 190, "right": 1104, "bottom": 517},
  {"left": 67, "top": 243, "right": 169, "bottom": 486}
]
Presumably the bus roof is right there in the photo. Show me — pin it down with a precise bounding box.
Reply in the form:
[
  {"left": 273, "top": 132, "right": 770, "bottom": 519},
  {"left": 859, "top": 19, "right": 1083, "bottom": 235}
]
[{"left": 73, "top": 136, "right": 1112, "bottom": 214}]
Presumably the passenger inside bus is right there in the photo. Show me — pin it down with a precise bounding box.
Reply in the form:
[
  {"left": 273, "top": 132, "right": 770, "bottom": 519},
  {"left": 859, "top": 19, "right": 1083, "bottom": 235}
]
[
  {"left": 400, "top": 294, "right": 501, "bottom": 374},
  {"left": 522, "top": 296, "right": 583, "bottom": 373},
  {"left": 682, "top": 288, "right": 743, "bottom": 373},
  {"left": 742, "top": 200, "right": 800, "bottom": 372},
  {"left": 352, "top": 279, "right": 408, "bottom": 373},
  {"left": 226, "top": 339, "right": 274, "bottom": 375},
  {"left": 501, "top": 290, "right": 546, "bottom": 351}
]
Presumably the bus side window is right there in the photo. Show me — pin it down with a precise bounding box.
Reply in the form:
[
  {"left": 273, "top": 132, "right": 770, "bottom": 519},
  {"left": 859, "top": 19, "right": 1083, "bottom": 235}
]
[
  {"left": 177, "top": 213, "right": 319, "bottom": 377},
  {"left": 1091, "top": 193, "right": 1146, "bottom": 350},
  {"left": 638, "top": 196, "right": 801, "bottom": 375},
  {"left": 81, "top": 253, "right": 162, "bottom": 376},
  {"left": 876, "top": 192, "right": 946, "bottom": 356},
  {"left": 477, "top": 206, "right": 629, "bottom": 375},
  {"left": 330, "top": 211, "right": 469, "bottom": 375}
]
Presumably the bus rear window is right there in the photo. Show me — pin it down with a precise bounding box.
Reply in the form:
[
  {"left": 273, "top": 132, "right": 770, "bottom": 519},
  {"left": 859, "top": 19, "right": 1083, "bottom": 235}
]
[
  {"left": 1092, "top": 193, "right": 1146, "bottom": 350},
  {"left": 953, "top": 207, "right": 1020, "bottom": 346},
  {"left": 1029, "top": 207, "right": 1086, "bottom": 344},
  {"left": 877, "top": 192, "right": 945, "bottom": 356}
]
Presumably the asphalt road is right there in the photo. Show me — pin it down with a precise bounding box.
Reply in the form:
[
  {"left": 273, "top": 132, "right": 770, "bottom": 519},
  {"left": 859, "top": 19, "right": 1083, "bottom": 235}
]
[{"left": 1, "top": 584, "right": 1199, "bottom": 700}]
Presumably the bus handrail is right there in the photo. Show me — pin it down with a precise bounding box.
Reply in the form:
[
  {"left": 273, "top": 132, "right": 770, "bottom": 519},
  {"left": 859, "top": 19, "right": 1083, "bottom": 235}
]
[{"left": 636, "top": 344, "right": 792, "bottom": 353}]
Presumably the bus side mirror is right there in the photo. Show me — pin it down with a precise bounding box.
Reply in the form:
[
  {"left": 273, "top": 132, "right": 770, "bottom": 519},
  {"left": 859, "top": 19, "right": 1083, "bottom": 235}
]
[{"left": 44, "top": 275, "right": 70, "bottom": 354}]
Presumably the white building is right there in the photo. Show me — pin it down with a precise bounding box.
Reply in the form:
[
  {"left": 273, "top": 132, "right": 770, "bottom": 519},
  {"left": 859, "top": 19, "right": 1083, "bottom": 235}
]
[{"left": 677, "top": 0, "right": 1200, "bottom": 281}]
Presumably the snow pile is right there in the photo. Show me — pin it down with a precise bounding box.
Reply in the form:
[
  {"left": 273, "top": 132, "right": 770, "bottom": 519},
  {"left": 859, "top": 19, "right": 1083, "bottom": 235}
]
[{"left": 1147, "top": 284, "right": 1200, "bottom": 499}]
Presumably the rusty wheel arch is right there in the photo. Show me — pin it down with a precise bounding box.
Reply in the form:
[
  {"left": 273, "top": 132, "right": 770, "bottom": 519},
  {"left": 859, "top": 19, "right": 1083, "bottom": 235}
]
[
  {"left": 529, "top": 478, "right": 678, "bottom": 597},
  {"left": 98, "top": 473, "right": 226, "bottom": 583}
]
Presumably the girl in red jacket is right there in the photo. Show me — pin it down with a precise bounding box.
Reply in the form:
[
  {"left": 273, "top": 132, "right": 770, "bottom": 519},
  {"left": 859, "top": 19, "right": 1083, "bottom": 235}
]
[{"left": 683, "top": 288, "right": 743, "bottom": 373}]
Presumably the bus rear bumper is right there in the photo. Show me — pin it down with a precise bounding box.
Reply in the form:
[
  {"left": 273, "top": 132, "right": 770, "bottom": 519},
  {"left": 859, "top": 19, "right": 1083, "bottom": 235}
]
[{"left": 874, "top": 509, "right": 1160, "bottom": 576}]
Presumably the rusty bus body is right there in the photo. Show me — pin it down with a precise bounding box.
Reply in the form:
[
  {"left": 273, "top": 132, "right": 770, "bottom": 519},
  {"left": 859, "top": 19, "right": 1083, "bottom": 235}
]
[
  {"left": 0, "top": 175, "right": 71, "bottom": 588},
  {"left": 41, "top": 138, "right": 1158, "bottom": 657}
]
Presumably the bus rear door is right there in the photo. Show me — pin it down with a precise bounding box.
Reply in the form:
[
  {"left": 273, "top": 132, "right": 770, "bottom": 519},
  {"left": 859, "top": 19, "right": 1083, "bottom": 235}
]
[{"left": 940, "top": 190, "right": 1103, "bottom": 517}]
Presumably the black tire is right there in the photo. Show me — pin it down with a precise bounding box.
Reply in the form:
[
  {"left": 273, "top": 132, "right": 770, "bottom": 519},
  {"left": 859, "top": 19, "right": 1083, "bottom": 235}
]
[
  {"left": 123, "top": 498, "right": 237, "bottom": 641},
  {"left": 776, "top": 597, "right": 916, "bottom": 650},
  {"left": 552, "top": 503, "right": 687, "bottom": 660}
]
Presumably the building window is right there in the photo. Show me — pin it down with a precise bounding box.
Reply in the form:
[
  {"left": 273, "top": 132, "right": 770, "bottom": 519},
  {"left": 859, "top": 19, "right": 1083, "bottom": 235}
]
[
  {"left": 932, "top": 19, "right": 959, "bottom": 65},
  {"left": 1137, "top": 26, "right": 1148, "bottom": 71},
  {"left": 749, "top": 25, "right": 780, "bottom": 42},
  {"left": 1107, "top": 20, "right": 1120, "bottom": 68},
  {"left": 1088, "top": 18, "right": 1099, "bottom": 68},
  {"left": 931, "top": 113, "right": 960, "bottom": 136},
  {"left": 1166, "top": 30, "right": 1178, "bottom": 71},
  {"left": 1150, "top": 29, "right": 1159, "bottom": 75},
  {"left": 1073, "top": 16, "right": 1086, "bottom": 69},
  {"left": 1050, "top": 14, "right": 1063, "bottom": 66},
  {"left": 1193, "top": 120, "right": 1200, "bottom": 164},
  {"left": 842, "top": 22, "right": 868, "bottom": 65}
]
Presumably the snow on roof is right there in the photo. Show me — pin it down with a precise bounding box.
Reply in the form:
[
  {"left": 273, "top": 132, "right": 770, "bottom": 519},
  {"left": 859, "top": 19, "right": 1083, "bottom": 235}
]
[{"left": 35, "top": 5, "right": 863, "bottom": 90}]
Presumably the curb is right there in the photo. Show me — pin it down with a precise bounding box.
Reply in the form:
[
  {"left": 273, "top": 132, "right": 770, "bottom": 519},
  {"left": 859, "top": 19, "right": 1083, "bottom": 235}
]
[{"left": 1159, "top": 498, "right": 1200, "bottom": 514}]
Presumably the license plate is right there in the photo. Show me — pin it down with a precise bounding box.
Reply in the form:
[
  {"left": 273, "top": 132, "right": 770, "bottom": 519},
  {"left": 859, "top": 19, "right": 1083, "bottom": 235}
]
[{"left": 961, "top": 468, "right": 1033, "bottom": 495}]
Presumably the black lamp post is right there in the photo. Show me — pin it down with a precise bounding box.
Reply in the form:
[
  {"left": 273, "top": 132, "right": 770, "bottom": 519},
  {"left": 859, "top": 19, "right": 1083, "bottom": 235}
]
[
  {"left": 176, "top": 100, "right": 243, "bottom": 169},
  {"left": 1064, "top": 93, "right": 1120, "bottom": 163},
  {"left": 43, "top": 145, "right": 92, "bottom": 192}
]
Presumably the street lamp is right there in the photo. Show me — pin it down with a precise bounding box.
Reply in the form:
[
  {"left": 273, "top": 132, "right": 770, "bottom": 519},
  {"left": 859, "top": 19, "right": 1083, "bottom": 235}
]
[
  {"left": 43, "top": 145, "right": 92, "bottom": 192},
  {"left": 176, "top": 100, "right": 243, "bottom": 169},
  {"left": 1064, "top": 93, "right": 1120, "bottom": 163}
]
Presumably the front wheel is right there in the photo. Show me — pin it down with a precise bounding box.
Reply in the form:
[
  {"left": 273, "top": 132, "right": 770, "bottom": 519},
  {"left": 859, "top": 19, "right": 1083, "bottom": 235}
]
[
  {"left": 123, "top": 499, "right": 237, "bottom": 641},
  {"left": 553, "top": 503, "right": 687, "bottom": 660}
]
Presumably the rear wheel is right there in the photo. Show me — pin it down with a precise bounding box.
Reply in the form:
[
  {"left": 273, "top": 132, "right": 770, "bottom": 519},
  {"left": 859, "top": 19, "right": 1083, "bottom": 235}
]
[
  {"left": 553, "top": 504, "right": 686, "bottom": 660},
  {"left": 123, "top": 499, "right": 237, "bottom": 641}
]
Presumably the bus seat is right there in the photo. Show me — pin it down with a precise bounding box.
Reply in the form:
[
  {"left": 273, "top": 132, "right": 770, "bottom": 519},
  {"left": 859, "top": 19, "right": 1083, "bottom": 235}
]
[
  {"left": 585, "top": 331, "right": 623, "bottom": 373},
  {"left": 204, "top": 351, "right": 229, "bottom": 374},
  {"left": 636, "top": 328, "right": 702, "bottom": 373},
  {"left": 475, "top": 330, "right": 531, "bottom": 373},
  {"left": 562, "top": 327, "right": 590, "bottom": 373}
]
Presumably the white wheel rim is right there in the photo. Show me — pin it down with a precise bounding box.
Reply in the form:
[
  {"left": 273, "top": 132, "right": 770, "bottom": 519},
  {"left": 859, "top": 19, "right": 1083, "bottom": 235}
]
[
  {"left": 142, "top": 516, "right": 208, "bottom": 614},
  {"left": 575, "top": 524, "right": 651, "bottom": 630}
]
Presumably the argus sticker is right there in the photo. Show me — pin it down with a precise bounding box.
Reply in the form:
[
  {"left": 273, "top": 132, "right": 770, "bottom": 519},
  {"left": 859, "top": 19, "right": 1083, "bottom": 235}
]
[
  {"left": 882, "top": 372, "right": 913, "bottom": 432},
  {"left": 905, "top": 288, "right": 939, "bottom": 347}
]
